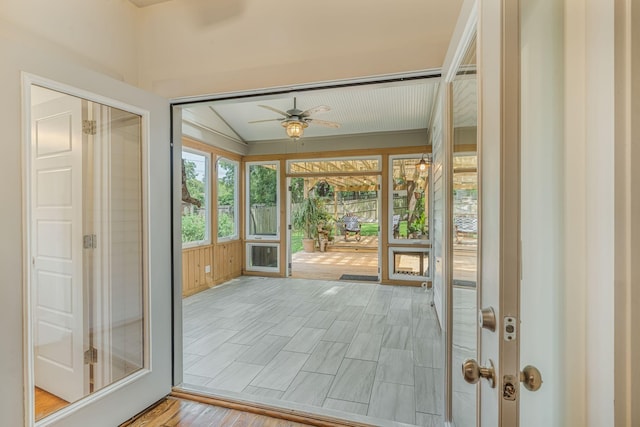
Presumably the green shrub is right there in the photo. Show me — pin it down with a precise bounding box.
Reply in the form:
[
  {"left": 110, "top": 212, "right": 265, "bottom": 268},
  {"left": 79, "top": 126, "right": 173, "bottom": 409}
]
[{"left": 182, "top": 213, "right": 206, "bottom": 243}]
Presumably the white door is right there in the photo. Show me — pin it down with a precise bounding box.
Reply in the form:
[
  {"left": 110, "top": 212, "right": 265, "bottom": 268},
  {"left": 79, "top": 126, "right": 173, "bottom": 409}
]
[
  {"left": 25, "top": 72, "right": 171, "bottom": 427},
  {"left": 445, "top": 0, "right": 534, "bottom": 425},
  {"left": 31, "top": 88, "right": 87, "bottom": 403}
]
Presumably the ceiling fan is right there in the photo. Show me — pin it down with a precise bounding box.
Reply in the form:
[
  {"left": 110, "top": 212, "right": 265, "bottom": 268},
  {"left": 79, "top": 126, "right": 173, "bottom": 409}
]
[{"left": 249, "top": 97, "right": 341, "bottom": 140}]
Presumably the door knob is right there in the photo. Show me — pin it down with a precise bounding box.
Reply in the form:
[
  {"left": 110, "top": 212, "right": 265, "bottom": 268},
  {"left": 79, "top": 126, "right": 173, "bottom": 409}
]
[
  {"left": 520, "top": 365, "right": 543, "bottom": 391},
  {"left": 462, "top": 358, "right": 496, "bottom": 388}
]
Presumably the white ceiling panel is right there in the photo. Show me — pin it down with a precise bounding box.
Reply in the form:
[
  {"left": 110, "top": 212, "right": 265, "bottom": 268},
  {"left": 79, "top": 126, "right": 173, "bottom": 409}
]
[{"left": 182, "top": 78, "right": 441, "bottom": 143}]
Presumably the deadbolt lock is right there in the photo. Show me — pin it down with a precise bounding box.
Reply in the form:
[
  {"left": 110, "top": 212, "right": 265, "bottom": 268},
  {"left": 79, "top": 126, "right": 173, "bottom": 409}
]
[
  {"left": 478, "top": 307, "right": 496, "bottom": 332},
  {"left": 462, "top": 358, "right": 496, "bottom": 388}
]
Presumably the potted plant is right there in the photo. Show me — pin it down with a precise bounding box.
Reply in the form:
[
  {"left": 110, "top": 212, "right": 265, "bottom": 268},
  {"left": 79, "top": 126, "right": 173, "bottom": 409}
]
[{"left": 292, "top": 195, "right": 329, "bottom": 252}]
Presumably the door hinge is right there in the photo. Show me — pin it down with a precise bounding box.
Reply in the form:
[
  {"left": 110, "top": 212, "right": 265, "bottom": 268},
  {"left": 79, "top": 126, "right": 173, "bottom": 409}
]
[
  {"left": 84, "top": 346, "right": 98, "bottom": 364},
  {"left": 83, "top": 234, "right": 97, "bottom": 249},
  {"left": 288, "top": 224, "right": 292, "bottom": 230},
  {"left": 288, "top": 185, "right": 292, "bottom": 192},
  {"left": 82, "top": 119, "right": 97, "bottom": 135}
]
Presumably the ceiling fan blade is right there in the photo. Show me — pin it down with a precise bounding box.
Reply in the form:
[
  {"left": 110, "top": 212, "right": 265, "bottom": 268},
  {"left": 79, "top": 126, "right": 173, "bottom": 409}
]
[
  {"left": 248, "top": 118, "right": 283, "bottom": 124},
  {"left": 301, "top": 105, "right": 331, "bottom": 117},
  {"left": 307, "top": 118, "right": 341, "bottom": 129},
  {"left": 258, "top": 105, "right": 290, "bottom": 117}
]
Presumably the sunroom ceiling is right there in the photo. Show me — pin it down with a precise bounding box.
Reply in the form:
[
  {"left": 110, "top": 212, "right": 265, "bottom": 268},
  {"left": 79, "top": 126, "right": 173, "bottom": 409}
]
[{"left": 181, "top": 78, "right": 441, "bottom": 144}]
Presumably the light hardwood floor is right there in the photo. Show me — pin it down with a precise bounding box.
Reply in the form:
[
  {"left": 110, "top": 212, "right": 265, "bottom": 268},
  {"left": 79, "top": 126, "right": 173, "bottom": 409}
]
[
  {"left": 35, "top": 387, "right": 69, "bottom": 421},
  {"left": 181, "top": 277, "right": 445, "bottom": 426},
  {"left": 120, "top": 396, "right": 315, "bottom": 427}
]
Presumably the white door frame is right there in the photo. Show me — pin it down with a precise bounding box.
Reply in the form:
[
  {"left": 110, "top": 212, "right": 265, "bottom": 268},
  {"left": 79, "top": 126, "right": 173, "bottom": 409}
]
[{"left": 22, "top": 72, "right": 171, "bottom": 427}]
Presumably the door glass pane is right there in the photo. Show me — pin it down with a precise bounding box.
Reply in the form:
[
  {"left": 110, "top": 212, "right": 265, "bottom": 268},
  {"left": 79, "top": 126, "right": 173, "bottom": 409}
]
[
  {"left": 390, "top": 156, "right": 430, "bottom": 241},
  {"left": 451, "top": 35, "right": 478, "bottom": 427},
  {"left": 217, "top": 157, "right": 238, "bottom": 240},
  {"left": 30, "top": 85, "right": 145, "bottom": 421},
  {"left": 181, "top": 149, "right": 210, "bottom": 246},
  {"left": 247, "top": 163, "right": 279, "bottom": 237},
  {"left": 390, "top": 250, "right": 430, "bottom": 278},
  {"left": 247, "top": 244, "right": 279, "bottom": 271}
]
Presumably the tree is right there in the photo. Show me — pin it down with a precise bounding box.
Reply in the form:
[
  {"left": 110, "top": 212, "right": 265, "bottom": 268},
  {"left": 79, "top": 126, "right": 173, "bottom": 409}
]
[
  {"left": 217, "top": 159, "right": 236, "bottom": 207},
  {"left": 182, "top": 159, "right": 206, "bottom": 243},
  {"left": 183, "top": 160, "right": 205, "bottom": 206},
  {"left": 249, "top": 165, "right": 277, "bottom": 205}
]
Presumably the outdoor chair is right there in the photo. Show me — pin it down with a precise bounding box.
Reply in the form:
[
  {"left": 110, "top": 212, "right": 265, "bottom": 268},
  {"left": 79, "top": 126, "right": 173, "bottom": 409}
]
[
  {"left": 454, "top": 215, "right": 478, "bottom": 243},
  {"left": 340, "top": 214, "right": 361, "bottom": 241}
]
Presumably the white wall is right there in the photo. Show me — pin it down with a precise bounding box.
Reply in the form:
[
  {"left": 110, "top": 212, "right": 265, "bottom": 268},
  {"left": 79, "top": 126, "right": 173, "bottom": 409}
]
[
  {"left": 519, "top": 0, "right": 563, "bottom": 425},
  {"left": 136, "top": 0, "right": 464, "bottom": 98},
  {"left": 563, "top": 0, "right": 622, "bottom": 425},
  {"left": 0, "top": 6, "right": 169, "bottom": 426},
  {"left": 0, "top": 1, "right": 140, "bottom": 84}
]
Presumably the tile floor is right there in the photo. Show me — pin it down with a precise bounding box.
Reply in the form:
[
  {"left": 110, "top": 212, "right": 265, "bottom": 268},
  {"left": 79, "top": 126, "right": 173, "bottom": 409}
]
[{"left": 182, "top": 276, "right": 447, "bottom": 426}]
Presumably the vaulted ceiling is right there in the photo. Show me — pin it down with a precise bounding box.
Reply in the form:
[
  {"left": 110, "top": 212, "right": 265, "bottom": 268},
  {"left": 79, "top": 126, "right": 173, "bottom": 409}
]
[{"left": 181, "top": 77, "right": 441, "bottom": 144}]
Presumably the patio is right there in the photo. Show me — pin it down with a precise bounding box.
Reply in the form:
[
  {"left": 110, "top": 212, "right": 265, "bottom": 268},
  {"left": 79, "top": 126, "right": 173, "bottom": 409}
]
[{"left": 291, "top": 238, "right": 478, "bottom": 285}]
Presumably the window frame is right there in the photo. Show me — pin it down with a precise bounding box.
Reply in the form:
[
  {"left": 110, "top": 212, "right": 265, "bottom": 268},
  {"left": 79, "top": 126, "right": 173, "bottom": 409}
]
[
  {"left": 216, "top": 156, "right": 239, "bottom": 242},
  {"left": 181, "top": 147, "right": 211, "bottom": 248},
  {"left": 245, "top": 243, "right": 280, "bottom": 273}
]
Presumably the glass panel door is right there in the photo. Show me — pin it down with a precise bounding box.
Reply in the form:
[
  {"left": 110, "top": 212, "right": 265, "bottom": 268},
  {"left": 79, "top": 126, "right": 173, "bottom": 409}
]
[
  {"left": 29, "top": 85, "right": 145, "bottom": 421},
  {"left": 450, "top": 35, "right": 478, "bottom": 427}
]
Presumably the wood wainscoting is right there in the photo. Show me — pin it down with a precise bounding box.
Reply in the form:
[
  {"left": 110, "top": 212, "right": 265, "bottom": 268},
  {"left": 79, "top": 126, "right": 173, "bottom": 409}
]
[
  {"left": 181, "top": 241, "right": 242, "bottom": 297},
  {"left": 214, "top": 241, "right": 243, "bottom": 284}
]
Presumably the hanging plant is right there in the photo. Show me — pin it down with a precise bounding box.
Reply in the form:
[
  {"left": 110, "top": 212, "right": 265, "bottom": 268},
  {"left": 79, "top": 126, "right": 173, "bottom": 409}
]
[{"left": 316, "top": 180, "right": 331, "bottom": 197}]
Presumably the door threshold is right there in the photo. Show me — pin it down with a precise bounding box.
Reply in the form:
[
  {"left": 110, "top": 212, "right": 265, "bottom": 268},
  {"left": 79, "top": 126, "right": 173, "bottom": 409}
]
[{"left": 171, "top": 387, "right": 415, "bottom": 427}]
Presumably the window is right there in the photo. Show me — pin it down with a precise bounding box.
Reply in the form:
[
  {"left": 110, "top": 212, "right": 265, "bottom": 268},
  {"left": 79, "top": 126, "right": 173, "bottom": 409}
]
[
  {"left": 181, "top": 148, "right": 210, "bottom": 247},
  {"left": 246, "top": 243, "right": 280, "bottom": 272},
  {"left": 389, "top": 155, "right": 430, "bottom": 242},
  {"left": 246, "top": 162, "right": 279, "bottom": 239},
  {"left": 217, "top": 157, "right": 238, "bottom": 241}
]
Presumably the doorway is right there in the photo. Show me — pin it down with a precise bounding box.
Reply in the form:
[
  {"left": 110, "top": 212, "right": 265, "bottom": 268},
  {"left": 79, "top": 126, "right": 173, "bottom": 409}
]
[
  {"left": 288, "top": 173, "right": 381, "bottom": 282},
  {"left": 175, "top": 77, "right": 444, "bottom": 426}
]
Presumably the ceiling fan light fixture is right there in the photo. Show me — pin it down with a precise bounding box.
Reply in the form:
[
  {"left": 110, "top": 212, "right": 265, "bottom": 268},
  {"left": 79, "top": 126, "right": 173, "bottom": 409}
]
[{"left": 283, "top": 119, "right": 308, "bottom": 140}]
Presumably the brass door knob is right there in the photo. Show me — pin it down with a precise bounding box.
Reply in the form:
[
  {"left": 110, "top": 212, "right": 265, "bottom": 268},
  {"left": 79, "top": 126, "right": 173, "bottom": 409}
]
[
  {"left": 462, "top": 358, "right": 496, "bottom": 388},
  {"left": 520, "top": 365, "right": 543, "bottom": 391}
]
